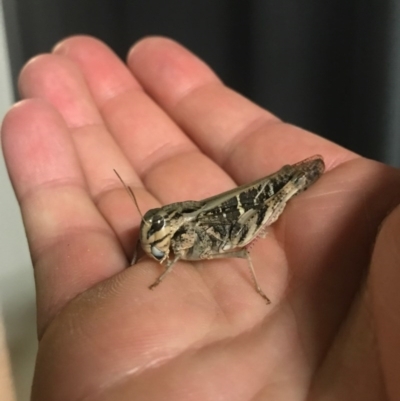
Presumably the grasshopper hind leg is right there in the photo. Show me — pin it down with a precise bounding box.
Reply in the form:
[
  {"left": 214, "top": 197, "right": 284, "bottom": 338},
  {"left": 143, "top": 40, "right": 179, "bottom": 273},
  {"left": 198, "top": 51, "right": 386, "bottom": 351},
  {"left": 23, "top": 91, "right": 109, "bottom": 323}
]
[
  {"left": 205, "top": 249, "right": 271, "bottom": 304},
  {"left": 243, "top": 250, "right": 271, "bottom": 304}
]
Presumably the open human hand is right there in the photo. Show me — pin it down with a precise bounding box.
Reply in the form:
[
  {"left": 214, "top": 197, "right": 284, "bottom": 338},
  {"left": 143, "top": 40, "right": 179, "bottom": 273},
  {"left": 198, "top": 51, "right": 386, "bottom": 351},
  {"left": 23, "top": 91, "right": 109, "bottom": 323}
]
[{"left": 2, "top": 36, "right": 400, "bottom": 401}]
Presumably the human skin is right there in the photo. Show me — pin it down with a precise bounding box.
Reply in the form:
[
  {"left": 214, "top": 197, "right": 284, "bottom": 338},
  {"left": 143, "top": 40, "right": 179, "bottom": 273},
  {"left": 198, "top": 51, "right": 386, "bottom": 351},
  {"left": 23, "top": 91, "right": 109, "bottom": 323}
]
[{"left": 1, "top": 36, "right": 400, "bottom": 401}]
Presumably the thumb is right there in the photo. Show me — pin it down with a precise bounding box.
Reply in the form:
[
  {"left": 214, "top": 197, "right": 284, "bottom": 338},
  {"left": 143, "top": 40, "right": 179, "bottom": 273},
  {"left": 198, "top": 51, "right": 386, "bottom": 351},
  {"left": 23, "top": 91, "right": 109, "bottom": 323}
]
[{"left": 370, "top": 203, "right": 400, "bottom": 400}]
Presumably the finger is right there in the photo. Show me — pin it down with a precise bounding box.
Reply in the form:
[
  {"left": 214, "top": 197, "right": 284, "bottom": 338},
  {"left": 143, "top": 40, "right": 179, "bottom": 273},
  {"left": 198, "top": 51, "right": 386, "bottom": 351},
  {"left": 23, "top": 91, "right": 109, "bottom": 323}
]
[
  {"left": 127, "top": 37, "right": 358, "bottom": 183},
  {"left": 53, "top": 36, "right": 237, "bottom": 203},
  {"left": 1, "top": 100, "right": 127, "bottom": 335},
  {"left": 18, "top": 52, "right": 141, "bottom": 194},
  {"left": 19, "top": 49, "right": 158, "bottom": 255}
]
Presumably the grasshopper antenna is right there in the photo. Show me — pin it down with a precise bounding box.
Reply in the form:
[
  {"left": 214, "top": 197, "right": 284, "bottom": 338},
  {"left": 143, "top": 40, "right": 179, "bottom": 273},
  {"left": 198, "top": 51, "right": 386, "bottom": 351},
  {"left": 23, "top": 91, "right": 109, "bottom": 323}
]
[{"left": 113, "top": 169, "right": 148, "bottom": 225}]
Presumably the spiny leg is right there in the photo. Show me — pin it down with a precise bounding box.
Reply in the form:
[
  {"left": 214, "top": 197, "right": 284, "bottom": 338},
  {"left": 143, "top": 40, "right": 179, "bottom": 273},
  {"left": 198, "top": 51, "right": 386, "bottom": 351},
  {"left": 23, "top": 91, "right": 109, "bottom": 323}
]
[
  {"left": 149, "top": 255, "right": 180, "bottom": 290},
  {"left": 205, "top": 249, "right": 271, "bottom": 304},
  {"left": 243, "top": 250, "right": 271, "bottom": 304}
]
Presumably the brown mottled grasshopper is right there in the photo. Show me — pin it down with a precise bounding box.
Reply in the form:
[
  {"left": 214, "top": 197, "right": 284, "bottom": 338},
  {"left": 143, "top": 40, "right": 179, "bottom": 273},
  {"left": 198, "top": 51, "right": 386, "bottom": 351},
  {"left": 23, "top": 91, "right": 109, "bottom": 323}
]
[{"left": 115, "top": 155, "right": 325, "bottom": 304}]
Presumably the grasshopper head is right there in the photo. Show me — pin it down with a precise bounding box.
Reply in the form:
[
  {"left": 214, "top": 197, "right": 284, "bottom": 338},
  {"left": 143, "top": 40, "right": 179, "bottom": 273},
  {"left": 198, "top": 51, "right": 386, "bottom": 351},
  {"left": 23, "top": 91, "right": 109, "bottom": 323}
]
[
  {"left": 112, "top": 170, "right": 182, "bottom": 263},
  {"left": 140, "top": 208, "right": 175, "bottom": 263}
]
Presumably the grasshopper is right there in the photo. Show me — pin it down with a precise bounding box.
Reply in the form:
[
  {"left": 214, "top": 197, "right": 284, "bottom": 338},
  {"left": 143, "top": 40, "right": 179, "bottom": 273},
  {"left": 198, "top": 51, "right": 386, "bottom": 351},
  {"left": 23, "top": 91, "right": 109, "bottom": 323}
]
[{"left": 115, "top": 155, "right": 325, "bottom": 304}]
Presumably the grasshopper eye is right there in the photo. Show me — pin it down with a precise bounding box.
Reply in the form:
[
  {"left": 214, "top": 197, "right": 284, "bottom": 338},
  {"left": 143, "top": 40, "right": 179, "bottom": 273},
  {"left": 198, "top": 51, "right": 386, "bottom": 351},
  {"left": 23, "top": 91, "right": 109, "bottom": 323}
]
[
  {"left": 151, "top": 215, "right": 165, "bottom": 231},
  {"left": 151, "top": 246, "right": 165, "bottom": 260}
]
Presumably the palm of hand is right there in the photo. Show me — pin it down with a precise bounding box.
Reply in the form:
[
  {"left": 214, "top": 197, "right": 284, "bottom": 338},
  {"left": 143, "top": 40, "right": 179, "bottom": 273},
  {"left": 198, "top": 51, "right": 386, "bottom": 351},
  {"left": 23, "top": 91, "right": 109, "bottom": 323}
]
[{"left": 2, "top": 37, "right": 400, "bottom": 401}]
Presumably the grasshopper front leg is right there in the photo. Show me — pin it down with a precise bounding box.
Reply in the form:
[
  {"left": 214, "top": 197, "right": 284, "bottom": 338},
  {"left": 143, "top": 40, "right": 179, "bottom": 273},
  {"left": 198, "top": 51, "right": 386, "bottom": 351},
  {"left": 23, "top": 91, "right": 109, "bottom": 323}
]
[{"left": 149, "top": 255, "right": 181, "bottom": 290}]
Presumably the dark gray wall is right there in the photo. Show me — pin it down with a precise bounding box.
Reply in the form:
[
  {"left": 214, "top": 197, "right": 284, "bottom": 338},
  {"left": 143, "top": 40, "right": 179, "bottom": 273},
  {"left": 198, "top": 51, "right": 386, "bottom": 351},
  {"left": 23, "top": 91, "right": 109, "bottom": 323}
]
[{"left": 5, "top": 0, "right": 400, "bottom": 166}]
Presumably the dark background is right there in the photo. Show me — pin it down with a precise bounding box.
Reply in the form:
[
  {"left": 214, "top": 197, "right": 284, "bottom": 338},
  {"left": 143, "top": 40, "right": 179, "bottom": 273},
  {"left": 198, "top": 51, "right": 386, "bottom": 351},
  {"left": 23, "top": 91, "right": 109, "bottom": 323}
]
[{"left": 4, "top": 0, "right": 400, "bottom": 166}]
